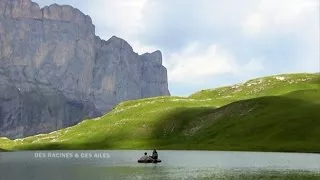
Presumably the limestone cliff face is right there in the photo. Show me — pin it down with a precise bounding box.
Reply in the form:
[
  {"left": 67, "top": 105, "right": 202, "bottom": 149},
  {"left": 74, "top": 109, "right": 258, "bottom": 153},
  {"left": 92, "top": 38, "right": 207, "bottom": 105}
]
[{"left": 0, "top": 0, "right": 170, "bottom": 138}]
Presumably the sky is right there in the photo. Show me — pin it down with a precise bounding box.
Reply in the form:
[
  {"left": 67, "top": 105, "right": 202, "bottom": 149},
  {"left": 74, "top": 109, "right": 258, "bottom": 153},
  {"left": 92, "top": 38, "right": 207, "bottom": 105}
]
[{"left": 36, "top": 0, "right": 319, "bottom": 96}]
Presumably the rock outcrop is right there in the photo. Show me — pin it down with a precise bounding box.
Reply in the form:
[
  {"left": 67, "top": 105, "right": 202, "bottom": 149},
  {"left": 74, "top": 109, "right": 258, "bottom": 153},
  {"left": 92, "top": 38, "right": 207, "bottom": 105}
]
[{"left": 0, "top": 0, "right": 170, "bottom": 138}]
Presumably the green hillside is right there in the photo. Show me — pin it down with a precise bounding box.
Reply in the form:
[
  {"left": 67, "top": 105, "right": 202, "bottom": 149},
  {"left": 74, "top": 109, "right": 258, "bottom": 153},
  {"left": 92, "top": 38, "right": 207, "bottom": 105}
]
[
  {"left": 0, "top": 73, "right": 319, "bottom": 152},
  {"left": 0, "top": 148, "right": 8, "bottom": 151},
  {"left": 190, "top": 73, "right": 319, "bottom": 100}
]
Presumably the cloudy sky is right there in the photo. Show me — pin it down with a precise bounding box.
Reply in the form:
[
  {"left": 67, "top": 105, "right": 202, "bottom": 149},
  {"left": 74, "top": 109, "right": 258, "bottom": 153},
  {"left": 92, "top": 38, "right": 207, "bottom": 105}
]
[{"left": 36, "top": 0, "right": 319, "bottom": 96}]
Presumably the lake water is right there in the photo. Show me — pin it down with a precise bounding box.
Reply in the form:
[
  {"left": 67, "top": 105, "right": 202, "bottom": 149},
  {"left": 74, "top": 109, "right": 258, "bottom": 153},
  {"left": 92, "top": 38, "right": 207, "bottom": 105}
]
[{"left": 0, "top": 150, "right": 320, "bottom": 180}]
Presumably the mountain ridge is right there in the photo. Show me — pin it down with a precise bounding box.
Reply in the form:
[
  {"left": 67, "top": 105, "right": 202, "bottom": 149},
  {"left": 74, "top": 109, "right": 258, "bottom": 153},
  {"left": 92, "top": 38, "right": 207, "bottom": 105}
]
[{"left": 0, "top": 0, "right": 92, "bottom": 25}]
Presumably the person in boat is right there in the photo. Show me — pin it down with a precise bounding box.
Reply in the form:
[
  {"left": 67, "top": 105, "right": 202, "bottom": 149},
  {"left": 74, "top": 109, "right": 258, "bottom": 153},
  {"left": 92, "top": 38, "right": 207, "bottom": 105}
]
[
  {"left": 151, "top": 149, "right": 158, "bottom": 160},
  {"left": 139, "top": 152, "right": 152, "bottom": 161}
]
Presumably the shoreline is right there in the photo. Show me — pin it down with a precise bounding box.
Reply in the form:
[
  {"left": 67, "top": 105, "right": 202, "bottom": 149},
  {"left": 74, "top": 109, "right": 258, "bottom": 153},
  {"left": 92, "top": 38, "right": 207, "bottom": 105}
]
[{"left": 2, "top": 148, "right": 319, "bottom": 154}]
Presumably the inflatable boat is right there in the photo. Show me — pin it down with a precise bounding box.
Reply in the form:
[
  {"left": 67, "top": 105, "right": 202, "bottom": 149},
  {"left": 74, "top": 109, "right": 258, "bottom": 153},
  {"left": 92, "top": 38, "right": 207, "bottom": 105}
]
[{"left": 138, "top": 159, "right": 161, "bottom": 163}]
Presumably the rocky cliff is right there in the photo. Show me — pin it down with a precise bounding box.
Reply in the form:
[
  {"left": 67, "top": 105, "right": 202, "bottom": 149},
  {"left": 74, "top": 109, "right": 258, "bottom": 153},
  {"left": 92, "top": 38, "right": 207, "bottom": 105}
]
[{"left": 0, "top": 0, "right": 170, "bottom": 138}]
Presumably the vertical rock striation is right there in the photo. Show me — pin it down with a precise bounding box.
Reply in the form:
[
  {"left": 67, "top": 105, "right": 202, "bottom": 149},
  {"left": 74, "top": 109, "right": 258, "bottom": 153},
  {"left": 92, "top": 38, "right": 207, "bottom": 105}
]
[{"left": 0, "top": 0, "right": 170, "bottom": 138}]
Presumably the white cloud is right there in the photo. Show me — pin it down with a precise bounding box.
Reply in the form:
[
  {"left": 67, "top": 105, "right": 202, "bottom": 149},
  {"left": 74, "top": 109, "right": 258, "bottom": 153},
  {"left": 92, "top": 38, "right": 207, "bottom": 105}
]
[
  {"left": 243, "top": 0, "right": 319, "bottom": 35},
  {"left": 243, "top": 13, "right": 263, "bottom": 34},
  {"left": 87, "top": 0, "right": 147, "bottom": 39},
  {"left": 165, "top": 43, "right": 236, "bottom": 83},
  {"left": 243, "top": 58, "right": 264, "bottom": 72},
  {"left": 165, "top": 42, "right": 264, "bottom": 83}
]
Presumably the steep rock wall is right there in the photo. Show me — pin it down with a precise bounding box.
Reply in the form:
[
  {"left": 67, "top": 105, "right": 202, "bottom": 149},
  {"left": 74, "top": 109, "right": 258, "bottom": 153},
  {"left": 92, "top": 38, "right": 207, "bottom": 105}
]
[{"left": 0, "top": 0, "right": 170, "bottom": 138}]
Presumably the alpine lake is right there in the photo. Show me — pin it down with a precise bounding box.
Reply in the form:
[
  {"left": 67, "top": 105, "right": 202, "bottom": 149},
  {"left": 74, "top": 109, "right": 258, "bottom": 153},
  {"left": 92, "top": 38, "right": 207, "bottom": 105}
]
[{"left": 1, "top": 150, "right": 319, "bottom": 180}]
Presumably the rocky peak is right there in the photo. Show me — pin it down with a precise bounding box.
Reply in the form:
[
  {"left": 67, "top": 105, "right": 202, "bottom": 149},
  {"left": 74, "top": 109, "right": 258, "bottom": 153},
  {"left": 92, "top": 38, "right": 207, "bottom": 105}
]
[
  {"left": 0, "top": 0, "right": 92, "bottom": 25},
  {"left": 41, "top": 4, "right": 92, "bottom": 25},
  {"left": 0, "top": 0, "right": 42, "bottom": 19},
  {"left": 141, "top": 50, "right": 163, "bottom": 65},
  {"left": 103, "top": 36, "right": 134, "bottom": 52}
]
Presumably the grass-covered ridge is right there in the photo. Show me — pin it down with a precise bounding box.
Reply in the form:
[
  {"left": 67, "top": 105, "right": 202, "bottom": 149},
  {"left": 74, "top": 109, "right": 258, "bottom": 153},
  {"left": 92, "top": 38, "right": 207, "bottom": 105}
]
[
  {"left": 190, "top": 73, "right": 319, "bottom": 100},
  {"left": 0, "top": 137, "right": 13, "bottom": 151},
  {"left": 0, "top": 73, "right": 319, "bottom": 152},
  {"left": 0, "top": 148, "right": 8, "bottom": 151}
]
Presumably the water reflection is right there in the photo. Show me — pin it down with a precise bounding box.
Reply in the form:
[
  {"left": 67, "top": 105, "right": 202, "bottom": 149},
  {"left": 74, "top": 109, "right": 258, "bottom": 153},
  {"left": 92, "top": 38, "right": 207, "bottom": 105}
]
[{"left": 1, "top": 150, "right": 320, "bottom": 180}]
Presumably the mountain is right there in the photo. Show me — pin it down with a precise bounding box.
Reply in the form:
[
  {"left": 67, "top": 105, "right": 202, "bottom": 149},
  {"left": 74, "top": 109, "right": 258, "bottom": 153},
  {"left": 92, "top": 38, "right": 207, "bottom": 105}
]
[
  {"left": 0, "top": 0, "right": 170, "bottom": 138},
  {"left": 1, "top": 73, "right": 319, "bottom": 152}
]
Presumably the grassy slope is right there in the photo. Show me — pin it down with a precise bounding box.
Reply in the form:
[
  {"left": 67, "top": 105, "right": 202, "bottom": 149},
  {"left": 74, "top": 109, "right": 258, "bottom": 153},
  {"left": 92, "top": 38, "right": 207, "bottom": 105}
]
[
  {"left": 0, "top": 138, "right": 12, "bottom": 151},
  {"left": 190, "top": 73, "right": 319, "bottom": 100},
  {"left": 0, "top": 73, "right": 319, "bottom": 152}
]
